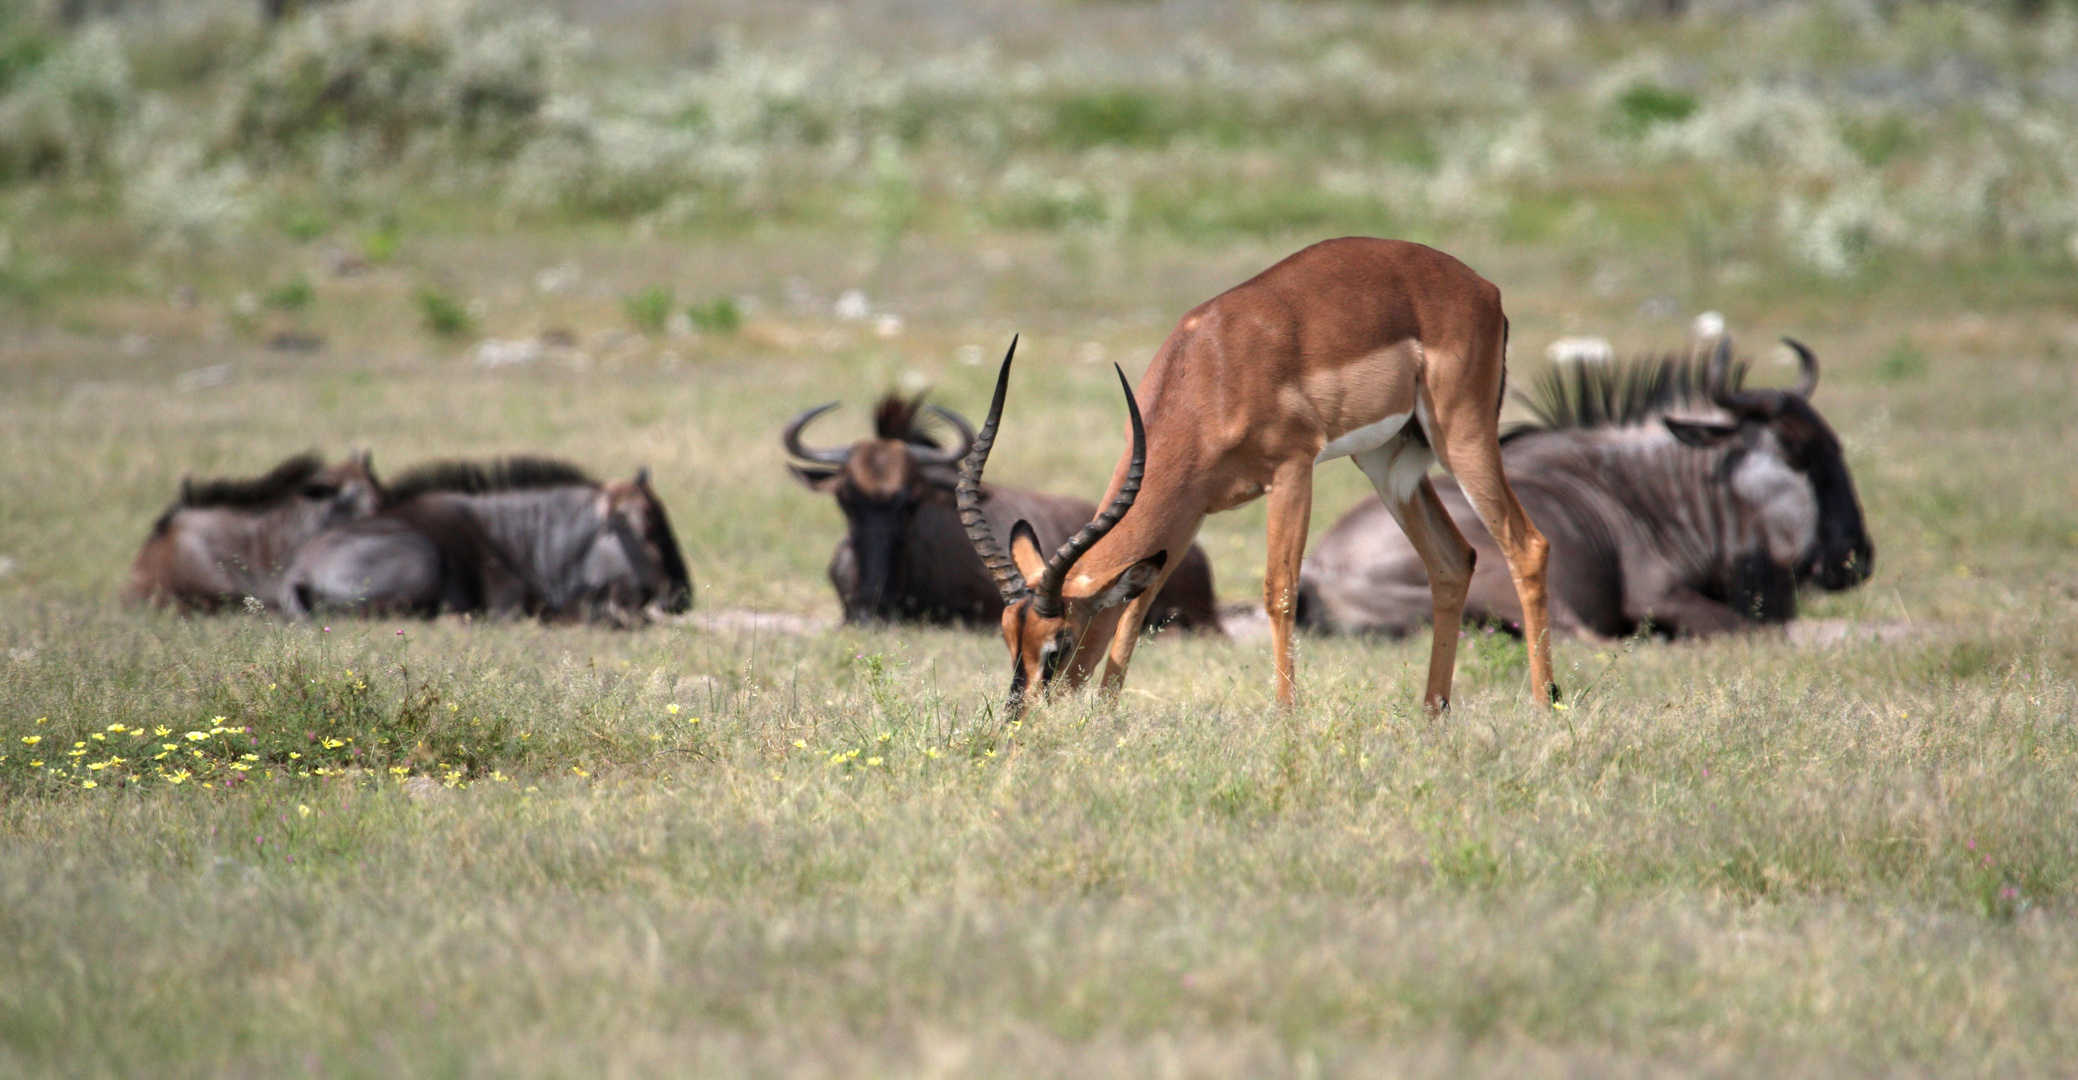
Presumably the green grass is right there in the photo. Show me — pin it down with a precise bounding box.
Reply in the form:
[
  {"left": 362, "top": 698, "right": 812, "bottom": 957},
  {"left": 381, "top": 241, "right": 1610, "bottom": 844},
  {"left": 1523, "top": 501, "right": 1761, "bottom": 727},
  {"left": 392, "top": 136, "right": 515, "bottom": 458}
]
[{"left": 1, "top": 1, "right": 2076, "bottom": 1076}]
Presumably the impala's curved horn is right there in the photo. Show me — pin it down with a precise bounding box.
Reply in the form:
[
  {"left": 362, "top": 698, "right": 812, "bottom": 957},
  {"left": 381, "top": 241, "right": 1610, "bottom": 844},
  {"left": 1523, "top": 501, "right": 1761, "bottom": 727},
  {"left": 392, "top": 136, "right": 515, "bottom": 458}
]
[
  {"left": 1033, "top": 363, "right": 1146, "bottom": 619},
  {"left": 780, "top": 403, "right": 852, "bottom": 466},
  {"left": 914, "top": 403, "right": 976, "bottom": 467},
  {"left": 957, "top": 337, "right": 1029, "bottom": 603},
  {"left": 1784, "top": 338, "right": 1819, "bottom": 399}
]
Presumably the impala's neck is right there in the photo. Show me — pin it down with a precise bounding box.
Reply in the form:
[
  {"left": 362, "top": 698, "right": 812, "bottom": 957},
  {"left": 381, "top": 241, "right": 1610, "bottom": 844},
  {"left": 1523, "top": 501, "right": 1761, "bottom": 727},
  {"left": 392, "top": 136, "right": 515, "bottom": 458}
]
[{"left": 1058, "top": 413, "right": 1212, "bottom": 605}]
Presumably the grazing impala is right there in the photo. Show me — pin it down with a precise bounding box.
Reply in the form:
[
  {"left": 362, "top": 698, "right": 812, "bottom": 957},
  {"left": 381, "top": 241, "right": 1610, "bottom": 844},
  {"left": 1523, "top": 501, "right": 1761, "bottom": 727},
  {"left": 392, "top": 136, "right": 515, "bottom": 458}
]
[{"left": 958, "top": 237, "right": 1555, "bottom": 715}]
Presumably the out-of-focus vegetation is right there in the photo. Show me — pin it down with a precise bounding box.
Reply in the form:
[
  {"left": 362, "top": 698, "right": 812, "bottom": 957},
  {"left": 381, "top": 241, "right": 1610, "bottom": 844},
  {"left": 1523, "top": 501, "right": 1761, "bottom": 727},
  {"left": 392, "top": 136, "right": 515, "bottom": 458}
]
[{"left": 3, "top": 0, "right": 2077, "bottom": 276}]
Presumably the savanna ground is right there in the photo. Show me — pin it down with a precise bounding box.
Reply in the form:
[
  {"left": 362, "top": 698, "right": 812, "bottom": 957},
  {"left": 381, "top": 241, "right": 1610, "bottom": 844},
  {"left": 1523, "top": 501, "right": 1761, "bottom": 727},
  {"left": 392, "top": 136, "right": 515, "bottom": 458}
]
[{"left": 2, "top": 0, "right": 2077, "bottom": 1075}]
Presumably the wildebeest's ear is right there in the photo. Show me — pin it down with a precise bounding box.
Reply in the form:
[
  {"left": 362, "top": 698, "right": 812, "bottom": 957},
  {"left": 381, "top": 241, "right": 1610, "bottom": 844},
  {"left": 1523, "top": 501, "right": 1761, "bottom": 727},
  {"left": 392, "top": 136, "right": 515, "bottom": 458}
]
[
  {"left": 787, "top": 462, "right": 841, "bottom": 491},
  {"left": 1008, "top": 520, "right": 1048, "bottom": 588},
  {"left": 355, "top": 449, "right": 373, "bottom": 470},
  {"left": 1663, "top": 417, "right": 1741, "bottom": 449},
  {"left": 1090, "top": 549, "right": 1169, "bottom": 612}
]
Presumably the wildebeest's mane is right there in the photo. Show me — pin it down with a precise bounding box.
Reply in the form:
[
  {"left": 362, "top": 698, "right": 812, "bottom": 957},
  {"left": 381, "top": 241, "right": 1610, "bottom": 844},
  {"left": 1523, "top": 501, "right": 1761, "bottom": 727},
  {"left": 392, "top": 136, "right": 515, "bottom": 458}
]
[
  {"left": 1502, "top": 350, "right": 1753, "bottom": 443},
  {"left": 386, "top": 457, "right": 596, "bottom": 501},
  {"left": 873, "top": 392, "right": 942, "bottom": 448},
  {"left": 179, "top": 452, "right": 327, "bottom": 508}
]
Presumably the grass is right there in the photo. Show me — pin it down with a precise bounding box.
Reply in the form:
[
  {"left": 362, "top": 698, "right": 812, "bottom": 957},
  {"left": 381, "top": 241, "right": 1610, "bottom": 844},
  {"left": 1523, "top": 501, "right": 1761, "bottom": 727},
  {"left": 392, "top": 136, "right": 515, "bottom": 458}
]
[{"left": 1, "top": 1, "right": 2076, "bottom": 1076}]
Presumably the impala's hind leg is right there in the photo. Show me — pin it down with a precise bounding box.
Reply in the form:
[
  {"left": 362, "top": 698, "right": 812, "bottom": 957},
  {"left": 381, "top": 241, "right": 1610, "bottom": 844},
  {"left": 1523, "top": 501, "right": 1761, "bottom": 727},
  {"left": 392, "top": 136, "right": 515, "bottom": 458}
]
[
  {"left": 1355, "top": 441, "right": 1473, "bottom": 711},
  {"left": 1429, "top": 417, "right": 1555, "bottom": 705}
]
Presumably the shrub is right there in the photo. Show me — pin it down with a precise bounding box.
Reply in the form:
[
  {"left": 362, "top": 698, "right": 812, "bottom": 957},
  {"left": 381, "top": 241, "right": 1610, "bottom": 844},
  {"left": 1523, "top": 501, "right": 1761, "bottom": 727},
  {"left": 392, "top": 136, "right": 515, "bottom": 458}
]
[
  {"left": 686, "top": 296, "right": 741, "bottom": 334},
  {"left": 623, "top": 286, "right": 672, "bottom": 335},
  {"left": 415, "top": 286, "right": 472, "bottom": 338}
]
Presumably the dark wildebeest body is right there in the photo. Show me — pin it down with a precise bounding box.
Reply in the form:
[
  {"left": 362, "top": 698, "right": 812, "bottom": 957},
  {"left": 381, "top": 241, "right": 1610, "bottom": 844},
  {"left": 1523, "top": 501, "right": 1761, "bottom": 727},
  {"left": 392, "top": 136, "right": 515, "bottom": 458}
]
[
  {"left": 1297, "top": 341, "right": 1873, "bottom": 639},
  {"left": 785, "top": 394, "right": 1223, "bottom": 632},
  {"left": 283, "top": 458, "right": 693, "bottom": 624},
  {"left": 124, "top": 452, "right": 385, "bottom": 613}
]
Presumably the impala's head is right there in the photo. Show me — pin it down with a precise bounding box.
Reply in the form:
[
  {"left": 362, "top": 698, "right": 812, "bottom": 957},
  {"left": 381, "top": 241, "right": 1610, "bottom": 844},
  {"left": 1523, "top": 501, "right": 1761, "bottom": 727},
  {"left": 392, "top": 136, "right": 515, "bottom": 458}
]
[
  {"left": 1663, "top": 338, "right": 1874, "bottom": 592},
  {"left": 956, "top": 338, "right": 1167, "bottom": 718}
]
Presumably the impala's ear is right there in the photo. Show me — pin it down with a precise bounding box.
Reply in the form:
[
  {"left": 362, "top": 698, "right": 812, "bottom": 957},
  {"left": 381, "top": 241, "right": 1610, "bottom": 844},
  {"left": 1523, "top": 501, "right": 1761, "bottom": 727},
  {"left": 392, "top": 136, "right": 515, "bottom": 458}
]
[
  {"left": 787, "top": 462, "right": 841, "bottom": 491},
  {"left": 1663, "top": 417, "right": 1740, "bottom": 449},
  {"left": 1090, "top": 549, "right": 1168, "bottom": 612},
  {"left": 1008, "top": 520, "right": 1048, "bottom": 586}
]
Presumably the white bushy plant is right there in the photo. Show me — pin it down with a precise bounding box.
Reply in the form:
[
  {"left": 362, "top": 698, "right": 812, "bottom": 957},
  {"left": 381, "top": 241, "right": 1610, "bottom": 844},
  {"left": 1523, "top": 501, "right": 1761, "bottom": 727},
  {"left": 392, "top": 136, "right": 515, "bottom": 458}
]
[{"left": 0, "top": 23, "right": 130, "bottom": 181}]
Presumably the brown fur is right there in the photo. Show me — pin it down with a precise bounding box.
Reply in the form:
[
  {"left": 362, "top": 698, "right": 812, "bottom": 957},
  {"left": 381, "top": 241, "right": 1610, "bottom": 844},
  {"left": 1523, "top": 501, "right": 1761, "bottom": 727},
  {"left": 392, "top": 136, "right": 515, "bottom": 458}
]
[{"left": 963, "top": 238, "right": 1555, "bottom": 714}]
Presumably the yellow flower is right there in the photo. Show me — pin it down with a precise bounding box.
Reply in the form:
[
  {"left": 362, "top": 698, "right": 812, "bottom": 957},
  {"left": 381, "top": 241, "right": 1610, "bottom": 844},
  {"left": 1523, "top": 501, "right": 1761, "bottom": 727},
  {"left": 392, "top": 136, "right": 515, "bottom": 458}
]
[
  {"left": 321, "top": 738, "right": 344, "bottom": 750},
  {"left": 297, "top": 804, "right": 312, "bottom": 817},
  {"left": 571, "top": 766, "right": 589, "bottom": 777},
  {"left": 288, "top": 752, "right": 300, "bottom": 759},
  {"left": 19, "top": 735, "right": 39, "bottom": 746},
  {"left": 161, "top": 743, "right": 177, "bottom": 752},
  {"left": 239, "top": 753, "right": 258, "bottom": 762},
  {"left": 154, "top": 726, "right": 171, "bottom": 736},
  {"left": 34, "top": 717, "right": 46, "bottom": 725},
  {"left": 106, "top": 723, "right": 127, "bottom": 733},
  {"left": 792, "top": 739, "right": 807, "bottom": 749},
  {"left": 28, "top": 760, "right": 42, "bottom": 768},
  {"left": 81, "top": 780, "right": 97, "bottom": 789},
  {"left": 865, "top": 756, "right": 883, "bottom": 766},
  {"left": 389, "top": 766, "right": 408, "bottom": 777},
  {"left": 230, "top": 762, "right": 251, "bottom": 772},
  {"left": 666, "top": 704, "right": 680, "bottom": 715},
  {"left": 90, "top": 733, "right": 106, "bottom": 741},
  {"left": 185, "top": 731, "right": 209, "bottom": 742},
  {"left": 166, "top": 770, "right": 189, "bottom": 784}
]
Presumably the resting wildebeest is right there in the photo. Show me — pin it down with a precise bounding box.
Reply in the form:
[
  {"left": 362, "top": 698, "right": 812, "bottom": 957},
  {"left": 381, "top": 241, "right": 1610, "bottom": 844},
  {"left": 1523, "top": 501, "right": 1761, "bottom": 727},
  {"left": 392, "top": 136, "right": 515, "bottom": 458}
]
[
  {"left": 1296, "top": 339, "right": 1873, "bottom": 639},
  {"left": 783, "top": 392, "right": 1222, "bottom": 632},
  {"left": 283, "top": 457, "right": 693, "bottom": 624},
  {"left": 124, "top": 451, "right": 385, "bottom": 612}
]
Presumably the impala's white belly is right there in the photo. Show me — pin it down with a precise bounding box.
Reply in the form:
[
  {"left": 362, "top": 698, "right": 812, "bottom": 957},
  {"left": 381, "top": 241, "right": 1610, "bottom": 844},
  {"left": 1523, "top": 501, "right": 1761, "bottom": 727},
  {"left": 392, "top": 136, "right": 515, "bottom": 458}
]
[{"left": 1315, "top": 409, "right": 1412, "bottom": 464}]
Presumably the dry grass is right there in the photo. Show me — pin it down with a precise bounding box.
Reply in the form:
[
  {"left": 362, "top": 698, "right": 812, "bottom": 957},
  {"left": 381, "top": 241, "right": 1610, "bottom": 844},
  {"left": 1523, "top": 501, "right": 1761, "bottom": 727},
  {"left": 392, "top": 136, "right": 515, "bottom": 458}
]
[{"left": 3, "top": 1, "right": 2078, "bottom": 1077}]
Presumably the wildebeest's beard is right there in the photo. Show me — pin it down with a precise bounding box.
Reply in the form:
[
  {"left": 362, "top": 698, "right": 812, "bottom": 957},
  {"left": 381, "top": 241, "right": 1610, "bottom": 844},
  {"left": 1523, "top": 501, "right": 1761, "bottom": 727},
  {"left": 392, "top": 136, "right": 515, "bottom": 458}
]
[
  {"left": 1766, "top": 398, "right": 1874, "bottom": 593},
  {"left": 843, "top": 494, "right": 914, "bottom": 622},
  {"left": 1799, "top": 458, "right": 1874, "bottom": 590}
]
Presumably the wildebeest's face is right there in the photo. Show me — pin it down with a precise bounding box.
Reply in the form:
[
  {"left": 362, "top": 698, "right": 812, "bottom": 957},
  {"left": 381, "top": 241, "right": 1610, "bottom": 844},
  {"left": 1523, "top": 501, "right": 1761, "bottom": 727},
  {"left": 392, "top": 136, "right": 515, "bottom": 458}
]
[
  {"left": 784, "top": 395, "right": 974, "bottom": 624},
  {"left": 1663, "top": 361, "right": 1873, "bottom": 593},
  {"left": 288, "top": 452, "right": 386, "bottom": 524},
  {"left": 592, "top": 469, "right": 694, "bottom": 615}
]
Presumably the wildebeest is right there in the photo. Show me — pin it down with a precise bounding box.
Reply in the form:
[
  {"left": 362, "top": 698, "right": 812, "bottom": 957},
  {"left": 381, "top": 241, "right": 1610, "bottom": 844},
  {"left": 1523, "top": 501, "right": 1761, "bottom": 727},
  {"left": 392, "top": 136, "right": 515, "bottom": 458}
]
[
  {"left": 283, "top": 457, "right": 693, "bottom": 625},
  {"left": 783, "top": 392, "right": 1223, "bottom": 633},
  {"left": 1296, "top": 339, "right": 1874, "bottom": 639},
  {"left": 125, "top": 451, "right": 385, "bottom": 612}
]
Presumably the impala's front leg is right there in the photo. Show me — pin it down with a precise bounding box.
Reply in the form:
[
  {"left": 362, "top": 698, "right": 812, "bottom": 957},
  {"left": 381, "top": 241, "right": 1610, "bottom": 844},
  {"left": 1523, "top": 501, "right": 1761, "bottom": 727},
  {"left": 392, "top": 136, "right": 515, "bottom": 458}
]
[
  {"left": 1098, "top": 552, "right": 1186, "bottom": 695},
  {"left": 1263, "top": 461, "right": 1314, "bottom": 709}
]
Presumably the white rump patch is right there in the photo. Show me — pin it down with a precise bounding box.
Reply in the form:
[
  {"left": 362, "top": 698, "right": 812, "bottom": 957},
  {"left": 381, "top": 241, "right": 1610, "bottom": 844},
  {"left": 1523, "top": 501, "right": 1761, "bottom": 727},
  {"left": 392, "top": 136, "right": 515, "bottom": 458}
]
[
  {"left": 1316, "top": 410, "right": 1412, "bottom": 464},
  {"left": 1352, "top": 438, "right": 1436, "bottom": 506}
]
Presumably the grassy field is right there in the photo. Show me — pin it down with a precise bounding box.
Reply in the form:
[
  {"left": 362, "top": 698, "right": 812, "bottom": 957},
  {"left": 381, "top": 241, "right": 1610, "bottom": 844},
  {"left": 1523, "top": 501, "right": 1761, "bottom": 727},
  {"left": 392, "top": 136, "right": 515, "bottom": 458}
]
[{"left": 3, "top": 1, "right": 2078, "bottom": 1076}]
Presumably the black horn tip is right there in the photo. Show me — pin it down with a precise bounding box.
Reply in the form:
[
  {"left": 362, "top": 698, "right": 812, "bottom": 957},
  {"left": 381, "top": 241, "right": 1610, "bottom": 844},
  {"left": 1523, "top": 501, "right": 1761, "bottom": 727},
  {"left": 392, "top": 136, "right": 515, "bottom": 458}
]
[{"left": 1782, "top": 337, "right": 1819, "bottom": 397}]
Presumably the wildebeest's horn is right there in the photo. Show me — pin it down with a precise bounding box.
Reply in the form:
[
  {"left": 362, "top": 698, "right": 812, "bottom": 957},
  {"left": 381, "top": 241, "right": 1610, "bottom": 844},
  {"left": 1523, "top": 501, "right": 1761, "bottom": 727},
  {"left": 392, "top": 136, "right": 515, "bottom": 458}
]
[
  {"left": 634, "top": 465, "right": 652, "bottom": 486},
  {"left": 781, "top": 403, "right": 852, "bottom": 465},
  {"left": 1033, "top": 363, "right": 1146, "bottom": 620},
  {"left": 1784, "top": 338, "right": 1819, "bottom": 399},
  {"left": 956, "top": 337, "right": 1029, "bottom": 604},
  {"left": 914, "top": 404, "right": 976, "bottom": 467},
  {"left": 1705, "top": 335, "right": 1739, "bottom": 409}
]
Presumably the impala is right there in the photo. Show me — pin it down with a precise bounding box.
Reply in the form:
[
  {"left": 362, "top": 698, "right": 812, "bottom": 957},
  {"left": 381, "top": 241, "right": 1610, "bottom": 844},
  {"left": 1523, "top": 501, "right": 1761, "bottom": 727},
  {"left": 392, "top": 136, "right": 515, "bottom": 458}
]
[{"left": 957, "top": 237, "right": 1556, "bottom": 715}]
